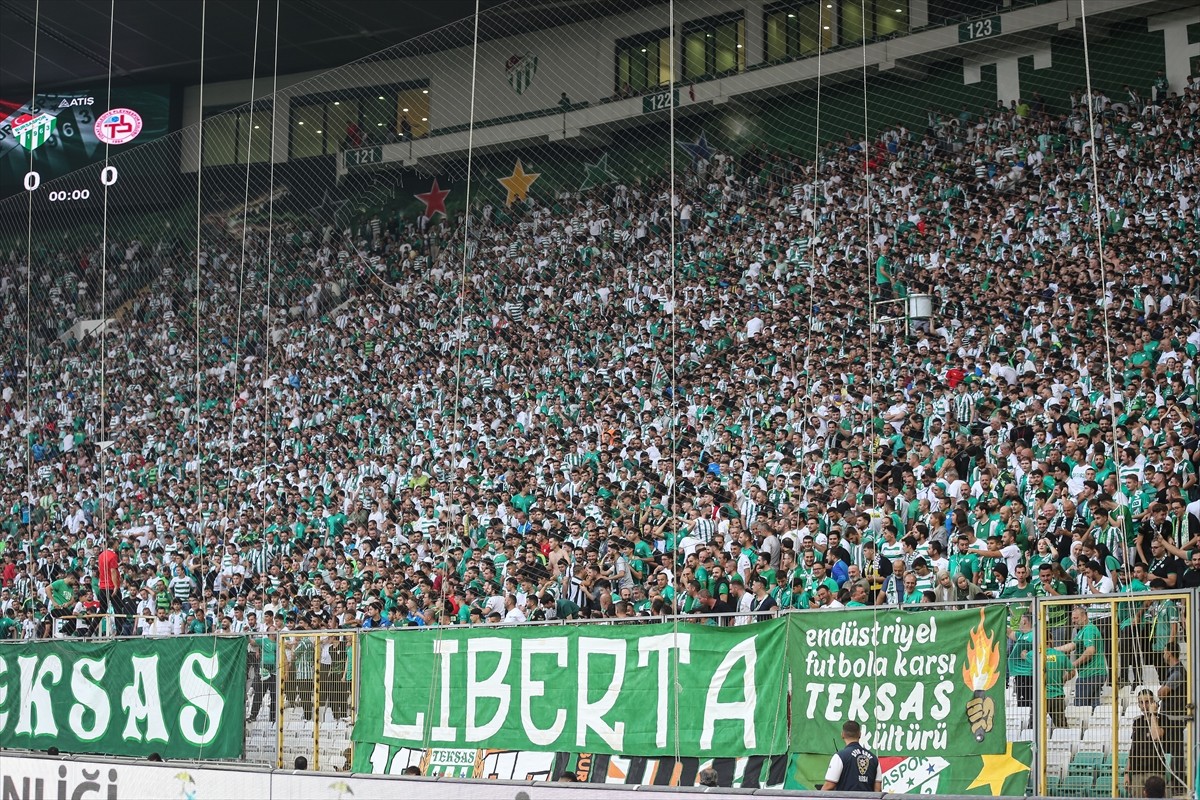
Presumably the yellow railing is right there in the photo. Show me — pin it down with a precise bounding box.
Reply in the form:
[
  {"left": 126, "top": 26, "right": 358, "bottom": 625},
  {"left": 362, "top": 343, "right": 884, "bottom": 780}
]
[
  {"left": 1036, "top": 592, "right": 1192, "bottom": 799},
  {"left": 273, "top": 631, "right": 357, "bottom": 771}
]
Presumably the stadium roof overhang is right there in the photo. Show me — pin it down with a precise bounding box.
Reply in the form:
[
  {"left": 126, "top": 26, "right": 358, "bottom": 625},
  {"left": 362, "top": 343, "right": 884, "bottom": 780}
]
[{"left": 0, "top": 0, "right": 510, "bottom": 96}]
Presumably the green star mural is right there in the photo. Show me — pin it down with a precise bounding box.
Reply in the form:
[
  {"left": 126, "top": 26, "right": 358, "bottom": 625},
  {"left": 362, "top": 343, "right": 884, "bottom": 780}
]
[{"left": 579, "top": 152, "right": 617, "bottom": 191}]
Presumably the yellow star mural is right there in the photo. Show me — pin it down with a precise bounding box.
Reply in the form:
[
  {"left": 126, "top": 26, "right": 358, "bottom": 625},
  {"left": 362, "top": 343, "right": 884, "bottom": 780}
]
[
  {"left": 498, "top": 159, "right": 539, "bottom": 206},
  {"left": 965, "top": 742, "right": 1028, "bottom": 795}
]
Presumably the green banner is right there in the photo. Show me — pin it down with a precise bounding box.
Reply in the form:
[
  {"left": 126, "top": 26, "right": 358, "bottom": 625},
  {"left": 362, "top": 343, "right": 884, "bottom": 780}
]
[
  {"left": 353, "top": 619, "right": 789, "bottom": 758},
  {"left": 0, "top": 636, "right": 246, "bottom": 759},
  {"left": 787, "top": 606, "right": 1008, "bottom": 757}
]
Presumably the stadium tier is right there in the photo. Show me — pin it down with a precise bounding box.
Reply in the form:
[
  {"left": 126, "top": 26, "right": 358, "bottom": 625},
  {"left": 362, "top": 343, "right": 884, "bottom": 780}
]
[{"left": 0, "top": 0, "right": 1197, "bottom": 795}]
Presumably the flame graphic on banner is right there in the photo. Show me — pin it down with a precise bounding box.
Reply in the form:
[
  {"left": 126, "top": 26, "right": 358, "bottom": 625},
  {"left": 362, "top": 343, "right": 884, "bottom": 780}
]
[
  {"left": 961, "top": 607, "right": 1000, "bottom": 691},
  {"left": 961, "top": 607, "right": 1000, "bottom": 742}
]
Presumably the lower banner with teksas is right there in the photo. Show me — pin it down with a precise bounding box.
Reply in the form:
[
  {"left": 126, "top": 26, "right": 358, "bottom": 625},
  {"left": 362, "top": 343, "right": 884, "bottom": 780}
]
[{"left": 0, "top": 635, "right": 247, "bottom": 760}]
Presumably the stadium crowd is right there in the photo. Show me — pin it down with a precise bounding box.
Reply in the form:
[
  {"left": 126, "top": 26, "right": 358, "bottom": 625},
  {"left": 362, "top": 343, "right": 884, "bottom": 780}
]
[{"left": 0, "top": 74, "right": 1199, "bottom": 656}]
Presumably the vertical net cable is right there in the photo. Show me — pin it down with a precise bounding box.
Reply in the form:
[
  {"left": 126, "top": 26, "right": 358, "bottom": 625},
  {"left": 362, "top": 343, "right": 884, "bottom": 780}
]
[
  {"left": 192, "top": 0, "right": 208, "bottom": 632},
  {"left": 419, "top": 0, "right": 483, "bottom": 758},
  {"left": 22, "top": 0, "right": 40, "bottom": 567},
  {"left": 226, "top": 0, "right": 263, "bottom": 500},
  {"left": 260, "top": 0, "right": 281, "bottom": 562},
  {"left": 801, "top": 6, "right": 825, "bottom": 427},
  {"left": 860, "top": 0, "right": 877, "bottom": 516},
  {"left": 97, "top": 0, "right": 116, "bottom": 573},
  {"left": 1079, "top": 0, "right": 1131, "bottom": 584},
  {"left": 668, "top": 0, "right": 682, "bottom": 763},
  {"left": 1079, "top": 1, "right": 1179, "bottom": 790}
]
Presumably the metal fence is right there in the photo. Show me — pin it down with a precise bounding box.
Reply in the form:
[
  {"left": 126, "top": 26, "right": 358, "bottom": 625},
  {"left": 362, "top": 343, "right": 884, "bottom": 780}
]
[
  {"left": 18, "top": 591, "right": 1200, "bottom": 796},
  {"left": 274, "top": 631, "right": 357, "bottom": 771},
  {"left": 1036, "top": 593, "right": 1193, "bottom": 798}
]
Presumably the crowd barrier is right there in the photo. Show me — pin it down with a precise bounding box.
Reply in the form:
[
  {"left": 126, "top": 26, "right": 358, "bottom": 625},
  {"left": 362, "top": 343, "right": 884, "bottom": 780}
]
[
  {"left": 0, "top": 752, "right": 1103, "bottom": 800},
  {"left": 3, "top": 593, "right": 1195, "bottom": 798}
]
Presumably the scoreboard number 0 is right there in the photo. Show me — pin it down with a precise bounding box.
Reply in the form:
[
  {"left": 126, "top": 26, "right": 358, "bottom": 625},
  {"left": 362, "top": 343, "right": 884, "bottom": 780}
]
[{"left": 23, "top": 166, "right": 119, "bottom": 193}]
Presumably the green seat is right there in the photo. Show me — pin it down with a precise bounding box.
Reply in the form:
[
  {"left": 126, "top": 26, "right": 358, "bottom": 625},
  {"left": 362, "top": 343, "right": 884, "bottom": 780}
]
[
  {"left": 1062, "top": 774, "right": 1094, "bottom": 797},
  {"left": 1070, "top": 750, "right": 1104, "bottom": 774}
]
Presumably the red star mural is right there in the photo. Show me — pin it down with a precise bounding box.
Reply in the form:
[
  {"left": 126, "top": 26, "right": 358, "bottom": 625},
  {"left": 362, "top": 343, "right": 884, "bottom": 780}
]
[{"left": 415, "top": 178, "right": 450, "bottom": 218}]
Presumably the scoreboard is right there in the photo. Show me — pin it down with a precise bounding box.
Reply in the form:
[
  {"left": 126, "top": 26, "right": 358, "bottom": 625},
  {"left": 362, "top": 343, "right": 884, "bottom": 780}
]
[{"left": 0, "top": 86, "right": 170, "bottom": 203}]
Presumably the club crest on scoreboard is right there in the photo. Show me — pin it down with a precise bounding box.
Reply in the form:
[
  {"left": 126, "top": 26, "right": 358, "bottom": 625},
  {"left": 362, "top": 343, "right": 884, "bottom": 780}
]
[
  {"left": 13, "top": 113, "right": 56, "bottom": 150},
  {"left": 95, "top": 108, "right": 143, "bottom": 145}
]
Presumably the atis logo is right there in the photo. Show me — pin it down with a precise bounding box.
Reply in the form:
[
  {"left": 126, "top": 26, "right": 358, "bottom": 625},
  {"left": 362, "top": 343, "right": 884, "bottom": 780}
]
[
  {"left": 504, "top": 52, "right": 538, "bottom": 95},
  {"left": 12, "top": 112, "right": 56, "bottom": 150},
  {"left": 58, "top": 96, "right": 95, "bottom": 107},
  {"left": 95, "top": 107, "right": 143, "bottom": 145}
]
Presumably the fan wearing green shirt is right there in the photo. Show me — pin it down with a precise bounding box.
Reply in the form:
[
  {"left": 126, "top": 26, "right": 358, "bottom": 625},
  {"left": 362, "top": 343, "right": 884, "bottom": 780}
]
[
  {"left": 948, "top": 536, "right": 980, "bottom": 584},
  {"left": 47, "top": 573, "right": 78, "bottom": 635},
  {"left": 248, "top": 634, "right": 278, "bottom": 723},
  {"left": 1043, "top": 645, "right": 1069, "bottom": 728},
  {"left": 1116, "top": 564, "right": 1150, "bottom": 681},
  {"left": 540, "top": 593, "right": 581, "bottom": 621},
  {"left": 874, "top": 244, "right": 894, "bottom": 300},
  {"left": 0, "top": 608, "right": 17, "bottom": 640},
  {"left": 998, "top": 564, "right": 1035, "bottom": 629},
  {"left": 770, "top": 574, "right": 798, "bottom": 609},
  {"left": 1060, "top": 605, "right": 1108, "bottom": 708},
  {"left": 1007, "top": 613, "right": 1034, "bottom": 708},
  {"left": 1034, "top": 563, "right": 1070, "bottom": 646}
]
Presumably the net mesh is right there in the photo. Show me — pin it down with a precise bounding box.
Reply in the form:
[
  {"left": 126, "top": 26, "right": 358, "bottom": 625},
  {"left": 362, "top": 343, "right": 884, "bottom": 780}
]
[{"left": 1, "top": 0, "right": 1198, "bottom": 792}]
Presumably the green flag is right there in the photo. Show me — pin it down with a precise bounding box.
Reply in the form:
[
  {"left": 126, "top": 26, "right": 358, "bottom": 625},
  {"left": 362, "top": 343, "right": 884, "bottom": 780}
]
[
  {"left": 353, "top": 619, "right": 789, "bottom": 758},
  {"left": 0, "top": 636, "right": 246, "bottom": 759},
  {"left": 787, "top": 606, "right": 1009, "bottom": 757}
]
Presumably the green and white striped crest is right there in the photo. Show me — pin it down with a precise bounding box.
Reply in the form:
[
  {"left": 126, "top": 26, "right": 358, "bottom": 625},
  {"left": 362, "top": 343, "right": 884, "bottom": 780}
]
[
  {"left": 13, "top": 113, "right": 56, "bottom": 151},
  {"left": 504, "top": 53, "right": 538, "bottom": 95}
]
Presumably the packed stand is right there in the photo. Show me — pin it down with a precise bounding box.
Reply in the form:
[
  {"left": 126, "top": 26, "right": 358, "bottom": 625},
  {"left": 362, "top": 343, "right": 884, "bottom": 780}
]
[{"left": 0, "top": 78, "right": 1197, "bottom": 659}]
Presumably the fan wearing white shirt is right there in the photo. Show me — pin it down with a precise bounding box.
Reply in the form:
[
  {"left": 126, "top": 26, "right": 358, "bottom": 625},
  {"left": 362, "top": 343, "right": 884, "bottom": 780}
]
[
  {"left": 143, "top": 608, "right": 174, "bottom": 637},
  {"left": 730, "top": 578, "right": 754, "bottom": 626},
  {"left": 502, "top": 594, "right": 527, "bottom": 625},
  {"left": 1079, "top": 559, "right": 1114, "bottom": 596},
  {"left": 968, "top": 529, "right": 1023, "bottom": 575}
]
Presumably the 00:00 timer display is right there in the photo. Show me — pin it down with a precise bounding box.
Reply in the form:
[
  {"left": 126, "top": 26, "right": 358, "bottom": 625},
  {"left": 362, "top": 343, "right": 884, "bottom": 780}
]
[{"left": 47, "top": 190, "right": 91, "bottom": 201}]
